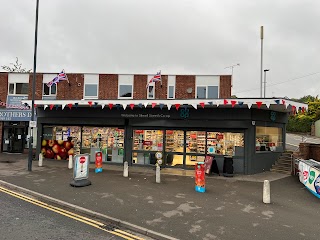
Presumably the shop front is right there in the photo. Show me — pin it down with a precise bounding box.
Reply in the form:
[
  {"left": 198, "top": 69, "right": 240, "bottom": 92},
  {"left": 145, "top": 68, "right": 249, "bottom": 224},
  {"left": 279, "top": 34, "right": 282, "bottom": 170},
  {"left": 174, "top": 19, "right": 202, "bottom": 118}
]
[{"left": 32, "top": 99, "right": 299, "bottom": 175}]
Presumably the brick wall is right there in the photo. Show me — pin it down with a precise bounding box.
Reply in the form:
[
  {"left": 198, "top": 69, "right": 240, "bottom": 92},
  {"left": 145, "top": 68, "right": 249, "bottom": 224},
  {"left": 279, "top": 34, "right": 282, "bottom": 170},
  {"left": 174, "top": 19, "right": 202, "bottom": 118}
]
[
  {"left": 175, "top": 75, "right": 195, "bottom": 99},
  {"left": 299, "top": 143, "right": 320, "bottom": 162},
  {"left": 219, "top": 75, "right": 231, "bottom": 98},
  {"left": 155, "top": 75, "right": 167, "bottom": 99},
  {"left": 133, "top": 75, "right": 147, "bottom": 99},
  {"left": 0, "top": 73, "right": 8, "bottom": 102},
  {"left": 56, "top": 74, "right": 84, "bottom": 100},
  {"left": 28, "top": 73, "right": 43, "bottom": 100},
  {"left": 99, "top": 74, "right": 118, "bottom": 99}
]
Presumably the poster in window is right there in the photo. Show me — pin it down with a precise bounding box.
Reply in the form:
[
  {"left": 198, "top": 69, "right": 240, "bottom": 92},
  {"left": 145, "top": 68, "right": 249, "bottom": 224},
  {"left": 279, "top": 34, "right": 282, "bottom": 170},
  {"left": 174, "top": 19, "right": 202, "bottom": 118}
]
[{"left": 56, "top": 132, "right": 62, "bottom": 140}]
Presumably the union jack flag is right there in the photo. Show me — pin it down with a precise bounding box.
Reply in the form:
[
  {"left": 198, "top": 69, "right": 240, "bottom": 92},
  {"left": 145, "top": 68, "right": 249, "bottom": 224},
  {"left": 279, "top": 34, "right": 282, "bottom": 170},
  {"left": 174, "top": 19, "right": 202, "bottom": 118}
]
[
  {"left": 46, "top": 70, "right": 69, "bottom": 87},
  {"left": 146, "top": 71, "right": 161, "bottom": 89}
]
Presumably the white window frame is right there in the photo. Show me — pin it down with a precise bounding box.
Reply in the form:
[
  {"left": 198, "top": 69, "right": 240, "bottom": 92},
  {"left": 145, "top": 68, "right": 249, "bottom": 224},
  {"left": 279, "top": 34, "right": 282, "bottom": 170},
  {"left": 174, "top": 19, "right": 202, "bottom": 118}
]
[
  {"left": 43, "top": 74, "right": 58, "bottom": 97},
  {"left": 8, "top": 73, "right": 29, "bottom": 95},
  {"left": 83, "top": 74, "right": 99, "bottom": 99},
  {"left": 196, "top": 85, "right": 207, "bottom": 99},
  {"left": 118, "top": 75, "right": 134, "bottom": 99},
  {"left": 147, "top": 75, "right": 155, "bottom": 99},
  {"left": 195, "top": 76, "right": 220, "bottom": 99},
  {"left": 167, "top": 75, "right": 176, "bottom": 99}
]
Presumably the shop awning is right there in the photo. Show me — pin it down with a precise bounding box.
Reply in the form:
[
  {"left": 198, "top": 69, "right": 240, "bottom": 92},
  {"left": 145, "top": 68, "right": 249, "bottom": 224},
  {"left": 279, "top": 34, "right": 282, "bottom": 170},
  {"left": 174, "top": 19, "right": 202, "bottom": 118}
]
[{"left": 21, "top": 98, "right": 308, "bottom": 113}]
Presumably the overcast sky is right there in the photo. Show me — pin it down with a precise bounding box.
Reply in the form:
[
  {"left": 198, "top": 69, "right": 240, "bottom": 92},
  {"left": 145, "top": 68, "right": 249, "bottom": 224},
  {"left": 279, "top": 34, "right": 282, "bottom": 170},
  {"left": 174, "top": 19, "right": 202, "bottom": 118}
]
[{"left": 1, "top": 0, "right": 319, "bottom": 98}]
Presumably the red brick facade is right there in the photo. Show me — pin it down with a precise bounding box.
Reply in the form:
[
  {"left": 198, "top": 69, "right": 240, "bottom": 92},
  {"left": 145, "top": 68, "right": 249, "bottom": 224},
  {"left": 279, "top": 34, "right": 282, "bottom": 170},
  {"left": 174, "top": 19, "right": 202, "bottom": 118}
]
[
  {"left": 175, "top": 75, "right": 196, "bottom": 99},
  {"left": 1, "top": 72, "right": 231, "bottom": 101},
  {"left": 99, "top": 74, "right": 118, "bottom": 99},
  {"left": 219, "top": 75, "right": 232, "bottom": 98}
]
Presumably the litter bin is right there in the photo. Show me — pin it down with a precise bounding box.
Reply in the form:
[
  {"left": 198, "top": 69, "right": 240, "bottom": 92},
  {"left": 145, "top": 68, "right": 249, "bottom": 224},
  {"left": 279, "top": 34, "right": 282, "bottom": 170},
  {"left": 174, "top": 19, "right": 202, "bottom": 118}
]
[{"left": 223, "top": 156, "right": 234, "bottom": 177}]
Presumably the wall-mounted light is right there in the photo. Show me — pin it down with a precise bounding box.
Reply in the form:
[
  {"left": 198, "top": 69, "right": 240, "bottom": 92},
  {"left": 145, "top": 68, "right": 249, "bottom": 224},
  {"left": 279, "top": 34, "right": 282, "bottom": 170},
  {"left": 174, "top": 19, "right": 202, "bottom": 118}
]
[{"left": 186, "top": 88, "right": 193, "bottom": 93}]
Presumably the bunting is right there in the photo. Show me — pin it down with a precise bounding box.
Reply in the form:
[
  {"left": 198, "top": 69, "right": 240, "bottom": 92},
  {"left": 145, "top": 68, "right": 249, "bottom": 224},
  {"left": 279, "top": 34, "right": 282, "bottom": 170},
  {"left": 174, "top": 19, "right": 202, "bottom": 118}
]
[{"left": 231, "top": 100, "right": 237, "bottom": 108}]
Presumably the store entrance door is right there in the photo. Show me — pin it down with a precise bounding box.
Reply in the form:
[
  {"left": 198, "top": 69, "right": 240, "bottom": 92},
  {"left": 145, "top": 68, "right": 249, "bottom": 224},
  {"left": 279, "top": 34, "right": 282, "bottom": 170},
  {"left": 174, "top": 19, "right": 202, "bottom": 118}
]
[{"left": 3, "top": 127, "right": 25, "bottom": 153}]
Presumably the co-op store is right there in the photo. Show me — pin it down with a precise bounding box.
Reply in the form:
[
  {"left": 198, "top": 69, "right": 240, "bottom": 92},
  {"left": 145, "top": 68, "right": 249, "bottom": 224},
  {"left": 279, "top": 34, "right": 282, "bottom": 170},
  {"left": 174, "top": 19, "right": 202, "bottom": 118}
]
[{"left": 27, "top": 98, "right": 308, "bottom": 175}]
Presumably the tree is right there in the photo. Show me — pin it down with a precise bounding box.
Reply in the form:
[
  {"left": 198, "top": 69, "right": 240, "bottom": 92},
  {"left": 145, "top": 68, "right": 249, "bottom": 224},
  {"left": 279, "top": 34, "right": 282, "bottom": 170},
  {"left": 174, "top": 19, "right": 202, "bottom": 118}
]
[{"left": 1, "top": 57, "right": 31, "bottom": 73}]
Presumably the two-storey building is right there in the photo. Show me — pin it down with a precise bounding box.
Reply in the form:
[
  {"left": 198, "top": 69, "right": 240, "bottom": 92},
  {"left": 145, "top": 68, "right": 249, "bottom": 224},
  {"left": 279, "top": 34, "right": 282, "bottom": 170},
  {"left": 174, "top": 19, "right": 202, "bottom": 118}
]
[{"left": 0, "top": 72, "right": 307, "bottom": 174}]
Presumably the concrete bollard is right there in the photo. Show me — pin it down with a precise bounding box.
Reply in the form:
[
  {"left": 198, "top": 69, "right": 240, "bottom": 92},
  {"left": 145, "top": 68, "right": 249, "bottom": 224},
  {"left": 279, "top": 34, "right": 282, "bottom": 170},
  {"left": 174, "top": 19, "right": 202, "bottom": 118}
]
[
  {"left": 68, "top": 155, "right": 73, "bottom": 169},
  {"left": 123, "top": 161, "right": 129, "bottom": 177},
  {"left": 263, "top": 180, "right": 271, "bottom": 204},
  {"left": 156, "top": 165, "right": 161, "bottom": 183},
  {"left": 38, "top": 153, "right": 43, "bottom": 167}
]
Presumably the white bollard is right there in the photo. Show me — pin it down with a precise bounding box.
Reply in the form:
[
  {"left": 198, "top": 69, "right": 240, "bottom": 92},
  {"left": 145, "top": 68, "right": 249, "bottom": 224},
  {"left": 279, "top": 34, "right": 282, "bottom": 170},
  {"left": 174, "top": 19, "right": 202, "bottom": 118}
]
[
  {"left": 68, "top": 155, "right": 73, "bottom": 169},
  {"left": 38, "top": 153, "right": 43, "bottom": 167},
  {"left": 156, "top": 165, "right": 161, "bottom": 183},
  {"left": 123, "top": 161, "right": 129, "bottom": 177},
  {"left": 263, "top": 180, "right": 271, "bottom": 204}
]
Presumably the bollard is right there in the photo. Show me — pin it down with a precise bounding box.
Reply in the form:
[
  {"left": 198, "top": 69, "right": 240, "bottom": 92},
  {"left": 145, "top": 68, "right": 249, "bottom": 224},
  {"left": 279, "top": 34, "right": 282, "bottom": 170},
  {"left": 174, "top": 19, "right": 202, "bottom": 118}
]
[
  {"left": 156, "top": 165, "right": 161, "bottom": 183},
  {"left": 38, "top": 153, "right": 43, "bottom": 167},
  {"left": 263, "top": 180, "right": 271, "bottom": 204},
  {"left": 123, "top": 161, "right": 129, "bottom": 177},
  {"left": 68, "top": 155, "right": 73, "bottom": 169}
]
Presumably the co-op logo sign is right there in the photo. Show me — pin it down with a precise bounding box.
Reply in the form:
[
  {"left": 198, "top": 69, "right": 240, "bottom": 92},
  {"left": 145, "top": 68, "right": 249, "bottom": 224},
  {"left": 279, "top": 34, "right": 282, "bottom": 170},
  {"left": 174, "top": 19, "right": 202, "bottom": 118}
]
[{"left": 0, "top": 110, "right": 32, "bottom": 121}]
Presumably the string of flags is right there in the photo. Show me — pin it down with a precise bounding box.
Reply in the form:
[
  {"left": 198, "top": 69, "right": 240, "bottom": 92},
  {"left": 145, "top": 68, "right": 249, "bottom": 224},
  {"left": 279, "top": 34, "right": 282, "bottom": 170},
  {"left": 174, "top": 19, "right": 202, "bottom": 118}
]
[{"left": 26, "top": 99, "right": 307, "bottom": 114}]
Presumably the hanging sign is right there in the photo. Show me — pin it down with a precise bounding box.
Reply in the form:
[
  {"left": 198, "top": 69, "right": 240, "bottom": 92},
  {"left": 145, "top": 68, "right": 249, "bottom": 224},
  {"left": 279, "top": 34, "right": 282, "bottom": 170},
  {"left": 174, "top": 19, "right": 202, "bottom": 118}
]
[
  {"left": 95, "top": 151, "right": 103, "bottom": 173},
  {"left": 74, "top": 154, "right": 90, "bottom": 180}
]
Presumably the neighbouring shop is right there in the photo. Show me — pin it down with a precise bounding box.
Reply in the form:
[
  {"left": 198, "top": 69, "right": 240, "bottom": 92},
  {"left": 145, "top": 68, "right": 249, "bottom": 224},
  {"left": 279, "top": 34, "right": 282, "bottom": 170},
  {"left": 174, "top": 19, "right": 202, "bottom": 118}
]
[{"left": 31, "top": 99, "right": 302, "bottom": 175}]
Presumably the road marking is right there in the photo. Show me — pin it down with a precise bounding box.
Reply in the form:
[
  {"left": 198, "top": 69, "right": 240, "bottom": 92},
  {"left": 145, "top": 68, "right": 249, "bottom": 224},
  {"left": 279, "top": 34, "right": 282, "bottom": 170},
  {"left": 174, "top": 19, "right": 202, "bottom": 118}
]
[{"left": 0, "top": 186, "right": 144, "bottom": 240}]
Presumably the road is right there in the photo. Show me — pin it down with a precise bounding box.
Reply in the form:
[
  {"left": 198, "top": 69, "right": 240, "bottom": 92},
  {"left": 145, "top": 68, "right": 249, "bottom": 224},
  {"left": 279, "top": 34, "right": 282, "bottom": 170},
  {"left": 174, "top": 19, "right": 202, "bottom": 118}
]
[
  {"left": 286, "top": 133, "right": 320, "bottom": 150},
  {"left": 0, "top": 187, "right": 147, "bottom": 240}
]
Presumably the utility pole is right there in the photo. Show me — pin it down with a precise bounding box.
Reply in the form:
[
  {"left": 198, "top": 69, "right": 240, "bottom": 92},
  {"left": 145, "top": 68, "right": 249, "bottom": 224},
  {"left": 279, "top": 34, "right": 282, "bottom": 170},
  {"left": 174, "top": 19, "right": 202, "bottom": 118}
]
[
  {"left": 260, "top": 26, "right": 264, "bottom": 98},
  {"left": 28, "top": 0, "right": 40, "bottom": 171}
]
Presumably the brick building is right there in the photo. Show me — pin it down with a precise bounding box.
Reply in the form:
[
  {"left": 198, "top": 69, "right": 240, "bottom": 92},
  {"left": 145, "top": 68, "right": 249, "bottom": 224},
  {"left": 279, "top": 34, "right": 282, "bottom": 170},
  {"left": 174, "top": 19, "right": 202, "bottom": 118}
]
[{"left": 1, "top": 72, "right": 307, "bottom": 174}]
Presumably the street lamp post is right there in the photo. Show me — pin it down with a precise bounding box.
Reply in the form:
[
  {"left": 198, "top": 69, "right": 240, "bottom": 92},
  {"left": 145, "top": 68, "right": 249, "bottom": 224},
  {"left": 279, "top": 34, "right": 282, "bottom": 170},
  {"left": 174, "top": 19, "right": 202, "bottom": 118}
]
[
  {"left": 28, "top": 0, "right": 40, "bottom": 171},
  {"left": 263, "top": 69, "right": 270, "bottom": 98}
]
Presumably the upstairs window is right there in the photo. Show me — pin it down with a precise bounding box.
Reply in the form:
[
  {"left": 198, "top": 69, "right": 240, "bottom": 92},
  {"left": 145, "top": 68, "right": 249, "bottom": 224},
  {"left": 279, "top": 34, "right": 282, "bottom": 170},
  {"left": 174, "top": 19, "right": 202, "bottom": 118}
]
[
  {"left": 83, "top": 74, "right": 99, "bottom": 99},
  {"left": 84, "top": 84, "right": 98, "bottom": 99},
  {"left": 8, "top": 83, "right": 29, "bottom": 95},
  {"left": 118, "top": 75, "right": 134, "bottom": 99},
  {"left": 168, "top": 85, "right": 175, "bottom": 99},
  {"left": 195, "top": 76, "right": 219, "bottom": 99},
  {"left": 147, "top": 83, "right": 155, "bottom": 99},
  {"left": 196, "top": 86, "right": 218, "bottom": 99},
  {"left": 119, "top": 85, "right": 133, "bottom": 98},
  {"left": 43, "top": 83, "right": 57, "bottom": 96}
]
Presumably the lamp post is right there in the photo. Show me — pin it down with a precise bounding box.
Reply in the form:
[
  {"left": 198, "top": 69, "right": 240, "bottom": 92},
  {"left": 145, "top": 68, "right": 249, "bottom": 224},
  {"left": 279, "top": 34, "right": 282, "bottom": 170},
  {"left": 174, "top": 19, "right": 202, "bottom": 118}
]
[
  {"left": 263, "top": 69, "right": 270, "bottom": 98},
  {"left": 28, "top": 0, "right": 40, "bottom": 171}
]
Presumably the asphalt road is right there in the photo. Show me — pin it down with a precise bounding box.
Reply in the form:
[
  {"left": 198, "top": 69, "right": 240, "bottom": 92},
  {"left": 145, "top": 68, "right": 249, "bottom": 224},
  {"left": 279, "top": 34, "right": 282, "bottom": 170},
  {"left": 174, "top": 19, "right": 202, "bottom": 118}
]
[
  {"left": 286, "top": 133, "right": 320, "bottom": 150},
  {"left": 0, "top": 189, "right": 141, "bottom": 240}
]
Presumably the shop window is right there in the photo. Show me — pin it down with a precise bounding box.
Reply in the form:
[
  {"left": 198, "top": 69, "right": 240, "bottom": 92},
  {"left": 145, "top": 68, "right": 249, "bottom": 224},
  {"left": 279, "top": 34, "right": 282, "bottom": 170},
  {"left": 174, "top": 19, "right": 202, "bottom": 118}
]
[
  {"left": 82, "top": 127, "right": 124, "bottom": 163},
  {"left": 196, "top": 86, "right": 218, "bottom": 99},
  {"left": 41, "top": 126, "right": 81, "bottom": 160},
  {"left": 43, "top": 83, "right": 57, "bottom": 96},
  {"left": 168, "top": 85, "right": 175, "bottom": 99},
  {"left": 119, "top": 85, "right": 133, "bottom": 98},
  {"left": 207, "top": 132, "right": 244, "bottom": 156},
  {"left": 8, "top": 83, "right": 29, "bottom": 95},
  {"left": 165, "top": 130, "right": 184, "bottom": 167},
  {"left": 132, "top": 130, "right": 163, "bottom": 165},
  {"left": 256, "top": 126, "right": 283, "bottom": 152},
  {"left": 84, "top": 84, "right": 98, "bottom": 99}
]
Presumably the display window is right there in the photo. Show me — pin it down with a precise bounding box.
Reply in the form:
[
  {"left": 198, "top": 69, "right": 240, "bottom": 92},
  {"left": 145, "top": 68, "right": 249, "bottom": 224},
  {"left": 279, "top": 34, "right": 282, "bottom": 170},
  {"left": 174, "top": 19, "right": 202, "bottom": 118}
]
[
  {"left": 82, "top": 127, "right": 124, "bottom": 163},
  {"left": 132, "top": 129, "right": 163, "bottom": 164},
  {"left": 207, "top": 132, "right": 244, "bottom": 156},
  {"left": 165, "top": 130, "right": 184, "bottom": 167},
  {"left": 41, "top": 126, "right": 81, "bottom": 160},
  {"left": 256, "top": 126, "right": 283, "bottom": 152}
]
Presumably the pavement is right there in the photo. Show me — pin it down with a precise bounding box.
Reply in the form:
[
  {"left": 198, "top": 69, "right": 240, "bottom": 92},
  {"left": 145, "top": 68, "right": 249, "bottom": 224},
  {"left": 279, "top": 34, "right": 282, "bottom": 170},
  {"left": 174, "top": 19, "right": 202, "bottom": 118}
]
[{"left": 0, "top": 153, "right": 320, "bottom": 240}]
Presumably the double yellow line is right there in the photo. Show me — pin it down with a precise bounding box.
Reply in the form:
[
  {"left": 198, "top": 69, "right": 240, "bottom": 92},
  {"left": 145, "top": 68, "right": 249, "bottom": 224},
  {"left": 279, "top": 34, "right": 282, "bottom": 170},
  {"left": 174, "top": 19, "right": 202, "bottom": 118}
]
[{"left": 0, "top": 186, "right": 144, "bottom": 240}]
